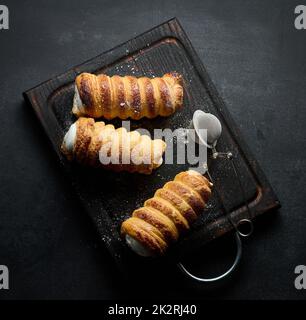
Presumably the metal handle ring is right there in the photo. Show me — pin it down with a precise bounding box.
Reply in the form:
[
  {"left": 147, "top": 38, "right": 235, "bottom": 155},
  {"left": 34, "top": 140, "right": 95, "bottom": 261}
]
[
  {"left": 178, "top": 232, "right": 242, "bottom": 283},
  {"left": 236, "top": 218, "right": 253, "bottom": 238}
]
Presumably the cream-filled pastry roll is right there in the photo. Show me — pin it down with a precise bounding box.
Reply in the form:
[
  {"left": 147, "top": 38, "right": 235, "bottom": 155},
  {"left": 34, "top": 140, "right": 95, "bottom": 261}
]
[
  {"left": 61, "top": 117, "right": 166, "bottom": 174},
  {"left": 72, "top": 72, "right": 183, "bottom": 120},
  {"left": 121, "top": 170, "right": 213, "bottom": 256}
]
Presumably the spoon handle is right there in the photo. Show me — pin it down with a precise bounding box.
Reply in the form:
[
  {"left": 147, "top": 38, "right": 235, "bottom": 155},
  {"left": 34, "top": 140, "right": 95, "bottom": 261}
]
[
  {"left": 206, "top": 150, "right": 254, "bottom": 237},
  {"left": 228, "top": 155, "right": 254, "bottom": 237},
  {"left": 205, "top": 168, "right": 237, "bottom": 231}
]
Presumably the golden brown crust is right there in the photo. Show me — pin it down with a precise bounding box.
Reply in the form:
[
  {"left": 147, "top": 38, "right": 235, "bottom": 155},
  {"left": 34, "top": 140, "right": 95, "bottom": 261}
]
[
  {"left": 121, "top": 217, "right": 167, "bottom": 255},
  {"left": 121, "top": 170, "right": 213, "bottom": 255},
  {"left": 145, "top": 197, "right": 190, "bottom": 234},
  {"left": 61, "top": 117, "right": 166, "bottom": 174},
  {"left": 154, "top": 188, "right": 197, "bottom": 224},
  {"left": 133, "top": 207, "right": 178, "bottom": 243},
  {"left": 86, "top": 121, "right": 105, "bottom": 166},
  {"left": 164, "top": 181, "right": 205, "bottom": 214},
  {"left": 175, "top": 171, "right": 212, "bottom": 203},
  {"left": 73, "top": 117, "right": 95, "bottom": 163},
  {"left": 73, "top": 72, "right": 183, "bottom": 119}
]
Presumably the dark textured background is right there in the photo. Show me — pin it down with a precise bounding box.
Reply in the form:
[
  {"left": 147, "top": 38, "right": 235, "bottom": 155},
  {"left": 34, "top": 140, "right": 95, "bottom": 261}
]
[{"left": 0, "top": 0, "right": 305, "bottom": 300}]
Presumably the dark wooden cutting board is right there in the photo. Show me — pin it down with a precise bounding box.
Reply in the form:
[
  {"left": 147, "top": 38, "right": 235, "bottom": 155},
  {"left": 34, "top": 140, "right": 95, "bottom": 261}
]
[{"left": 23, "top": 18, "right": 280, "bottom": 279}]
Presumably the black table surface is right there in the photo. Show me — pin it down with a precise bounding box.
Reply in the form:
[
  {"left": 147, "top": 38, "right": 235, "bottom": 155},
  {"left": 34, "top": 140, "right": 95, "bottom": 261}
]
[{"left": 0, "top": 0, "right": 305, "bottom": 300}]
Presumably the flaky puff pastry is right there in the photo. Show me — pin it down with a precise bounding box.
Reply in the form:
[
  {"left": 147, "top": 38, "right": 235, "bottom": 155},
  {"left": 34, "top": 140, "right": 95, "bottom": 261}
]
[
  {"left": 61, "top": 117, "right": 166, "bottom": 174},
  {"left": 72, "top": 72, "right": 183, "bottom": 119},
  {"left": 121, "top": 170, "right": 213, "bottom": 256}
]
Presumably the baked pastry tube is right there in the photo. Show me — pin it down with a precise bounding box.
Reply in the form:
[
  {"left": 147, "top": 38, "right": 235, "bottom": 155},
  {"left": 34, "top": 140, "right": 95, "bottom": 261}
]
[
  {"left": 61, "top": 117, "right": 166, "bottom": 174},
  {"left": 121, "top": 170, "right": 213, "bottom": 256},
  {"left": 72, "top": 72, "right": 183, "bottom": 119}
]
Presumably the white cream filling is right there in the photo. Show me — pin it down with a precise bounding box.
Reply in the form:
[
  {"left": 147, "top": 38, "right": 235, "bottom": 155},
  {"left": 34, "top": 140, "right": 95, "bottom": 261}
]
[
  {"left": 72, "top": 85, "right": 84, "bottom": 115},
  {"left": 152, "top": 141, "right": 166, "bottom": 167},
  {"left": 125, "top": 235, "right": 153, "bottom": 257},
  {"left": 153, "top": 154, "right": 163, "bottom": 167},
  {"left": 62, "top": 123, "right": 77, "bottom": 153}
]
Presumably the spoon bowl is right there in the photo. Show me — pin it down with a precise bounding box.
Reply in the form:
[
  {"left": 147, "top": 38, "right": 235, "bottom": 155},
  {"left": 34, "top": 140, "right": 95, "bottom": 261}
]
[{"left": 189, "top": 110, "right": 222, "bottom": 148}]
